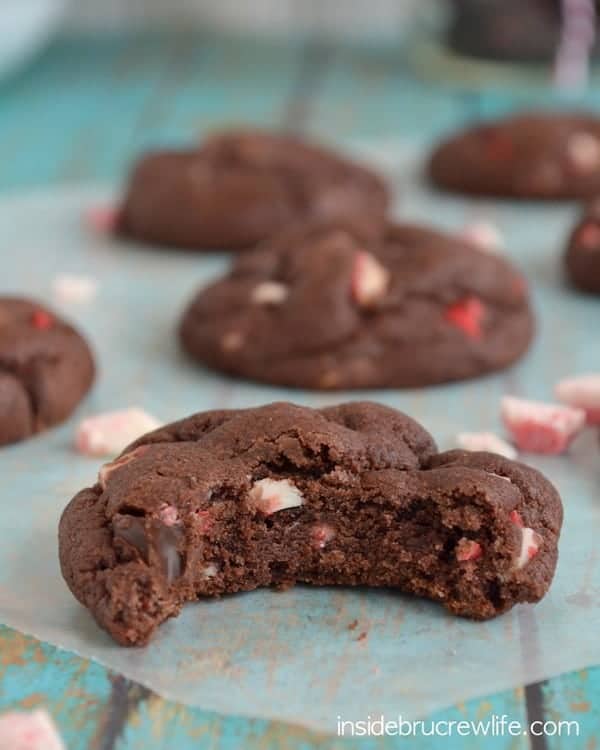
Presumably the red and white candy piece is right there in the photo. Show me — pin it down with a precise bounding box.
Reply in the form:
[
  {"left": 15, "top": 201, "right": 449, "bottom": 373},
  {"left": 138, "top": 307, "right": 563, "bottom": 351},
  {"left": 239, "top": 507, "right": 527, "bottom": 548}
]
[
  {"left": 193, "top": 509, "right": 213, "bottom": 535},
  {"left": 459, "top": 220, "right": 503, "bottom": 253},
  {"left": 202, "top": 562, "right": 219, "bottom": 579},
  {"left": 556, "top": 373, "right": 600, "bottom": 424},
  {"left": 455, "top": 538, "right": 483, "bottom": 562},
  {"left": 456, "top": 431, "right": 517, "bottom": 460},
  {"left": 311, "top": 523, "right": 335, "bottom": 549},
  {"left": 567, "top": 131, "right": 600, "bottom": 172},
  {"left": 575, "top": 222, "right": 600, "bottom": 249},
  {"left": 251, "top": 281, "right": 289, "bottom": 305},
  {"left": 510, "top": 510, "right": 542, "bottom": 569},
  {"left": 30, "top": 310, "right": 53, "bottom": 331},
  {"left": 501, "top": 396, "right": 586, "bottom": 455},
  {"left": 52, "top": 274, "right": 98, "bottom": 305},
  {"left": 444, "top": 296, "right": 485, "bottom": 339},
  {"left": 159, "top": 503, "right": 179, "bottom": 526},
  {"left": 351, "top": 251, "right": 390, "bottom": 307},
  {"left": 0, "top": 709, "right": 65, "bottom": 750},
  {"left": 248, "top": 478, "right": 304, "bottom": 515},
  {"left": 76, "top": 408, "right": 161, "bottom": 458},
  {"left": 85, "top": 204, "right": 120, "bottom": 234},
  {"left": 98, "top": 445, "right": 149, "bottom": 489}
]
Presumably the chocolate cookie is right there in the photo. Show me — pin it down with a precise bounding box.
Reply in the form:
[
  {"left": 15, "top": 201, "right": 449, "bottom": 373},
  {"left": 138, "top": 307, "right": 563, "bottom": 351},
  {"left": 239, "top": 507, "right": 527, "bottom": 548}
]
[
  {"left": 429, "top": 112, "right": 600, "bottom": 199},
  {"left": 565, "top": 199, "right": 600, "bottom": 293},
  {"left": 118, "top": 129, "right": 389, "bottom": 251},
  {"left": 179, "top": 221, "right": 534, "bottom": 389},
  {"left": 0, "top": 298, "right": 95, "bottom": 445},
  {"left": 58, "top": 401, "right": 562, "bottom": 646},
  {"left": 447, "top": 0, "right": 600, "bottom": 63}
]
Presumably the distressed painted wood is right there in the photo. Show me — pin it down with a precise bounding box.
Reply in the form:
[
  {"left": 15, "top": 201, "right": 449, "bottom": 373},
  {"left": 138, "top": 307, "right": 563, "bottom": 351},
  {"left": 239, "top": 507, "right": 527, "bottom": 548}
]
[
  {"left": 3, "top": 625, "right": 595, "bottom": 750},
  {"left": 0, "top": 31, "right": 598, "bottom": 748}
]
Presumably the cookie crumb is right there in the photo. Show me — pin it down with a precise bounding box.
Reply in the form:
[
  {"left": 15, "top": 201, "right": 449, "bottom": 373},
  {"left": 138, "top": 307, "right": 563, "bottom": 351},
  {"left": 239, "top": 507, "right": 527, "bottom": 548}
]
[
  {"left": 348, "top": 619, "right": 358, "bottom": 631},
  {"left": 357, "top": 631, "right": 368, "bottom": 642}
]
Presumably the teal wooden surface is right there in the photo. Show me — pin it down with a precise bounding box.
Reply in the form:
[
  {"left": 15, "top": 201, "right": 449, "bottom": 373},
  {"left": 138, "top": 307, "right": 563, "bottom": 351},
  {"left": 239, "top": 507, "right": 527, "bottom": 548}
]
[
  {"left": 1, "top": 625, "right": 595, "bottom": 750},
  {"left": 0, "top": 31, "right": 598, "bottom": 748}
]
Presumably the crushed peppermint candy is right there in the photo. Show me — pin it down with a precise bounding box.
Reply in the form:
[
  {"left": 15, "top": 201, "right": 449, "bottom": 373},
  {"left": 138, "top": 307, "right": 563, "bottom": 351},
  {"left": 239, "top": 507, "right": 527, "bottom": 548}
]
[
  {"left": 31, "top": 309, "right": 53, "bottom": 330},
  {"left": 159, "top": 503, "right": 179, "bottom": 526},
  {"left": 567, "top": 131, "right": 600, "bottom": 172},
  {"left": 501, "top": 396, "right": 585, "bottom": 454},
  {"left": 251, "top": 281, "right": 289, "bottom": 305},
  {"left": 555, "top": 373, "right": 600, "bottom": 424},
  {"left": 248, "top": 478, "right": 304, "bottom": 515},
  {"left": 575, "top": 221, "right": 600, "bottom": 249},
  {"left": 444, "top": 297, "right": 485, "bottom": 339},
  {"left": 85, "top": 204, "right": 120, "bottom": 234},
  {"left": 312, "top": 523, "right": 336, "bottom": 549},
  {"left": 221, "top": 331, "right": 244, "bottom": 352},
  {"left": 456, "top": 431, "right": 517, "bottom": 460},
  {"left": 75, "top": 408, "right": 162, "bottom": 457},
  {"left": 459, "top": 220, "right": 503, "bottom": 253},
  {"left": 351, "top": 251, "right": 390, "bottom": 307},
  {"left": 202, "top": 562, "right": 219, "bottom": 578},
  {"left": 510, "top": 511, "right": 542, "bottom": 569},
  {"left": 455, "top": 538, "right": 483, "bottom": 562},
  {"left": 52, "top": 274, "right": 98, "bottom": 305},
  {"left": 0, "top": 709, "right": 65, "bottom": 750}
]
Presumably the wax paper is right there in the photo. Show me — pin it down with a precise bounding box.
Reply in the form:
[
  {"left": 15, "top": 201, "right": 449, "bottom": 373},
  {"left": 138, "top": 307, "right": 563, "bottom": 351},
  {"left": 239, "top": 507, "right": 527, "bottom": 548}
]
[{"left": 1, "top": 145, "right": 599, "bottom": 733}]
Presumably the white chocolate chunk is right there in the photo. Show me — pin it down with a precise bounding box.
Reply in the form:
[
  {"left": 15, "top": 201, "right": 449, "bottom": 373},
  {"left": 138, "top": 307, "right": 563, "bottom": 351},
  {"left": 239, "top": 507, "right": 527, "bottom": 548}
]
[{"left": 248, "top": 478, "right": 304, "bottom": 515}]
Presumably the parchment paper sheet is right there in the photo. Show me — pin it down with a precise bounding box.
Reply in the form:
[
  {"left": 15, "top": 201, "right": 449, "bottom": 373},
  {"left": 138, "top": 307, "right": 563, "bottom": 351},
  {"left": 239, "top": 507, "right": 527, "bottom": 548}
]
[{"left": 1, "top": 146, "right": 599, "bottom": 732}]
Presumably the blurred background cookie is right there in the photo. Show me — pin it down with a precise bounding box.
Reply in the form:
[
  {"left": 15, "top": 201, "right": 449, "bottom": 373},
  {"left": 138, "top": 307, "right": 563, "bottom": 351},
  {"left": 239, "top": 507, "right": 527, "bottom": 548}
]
[
  {"left": 565, "top": 198, "right": 600, "bottom": 292},
  {"left": 179, "top": 221, "right": 534, "bottom": 388},
  {"left": 0, "top": 297, "right": 94, "bottom": 445},
  {"left": 119, "top": 130, "right": 390, "bottom": 251}
]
